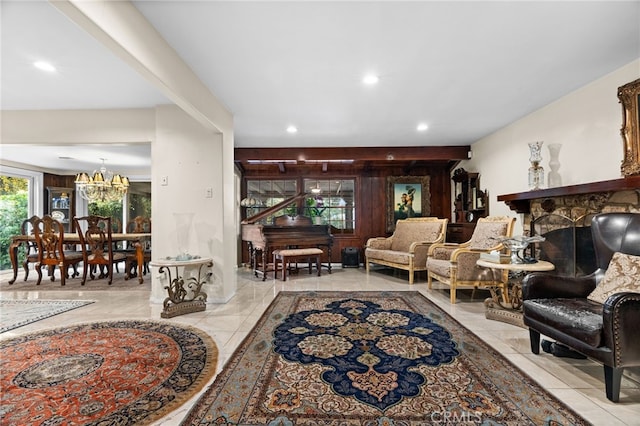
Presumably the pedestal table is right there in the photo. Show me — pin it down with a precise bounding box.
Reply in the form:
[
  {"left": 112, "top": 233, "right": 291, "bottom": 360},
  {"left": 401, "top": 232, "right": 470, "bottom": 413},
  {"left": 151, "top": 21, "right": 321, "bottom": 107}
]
[
  {"left": 476, "top": 259, "right": 554, "bottom": 327},
  {"left": 150, "top": 257, "right": 213, "bottom": 318}
]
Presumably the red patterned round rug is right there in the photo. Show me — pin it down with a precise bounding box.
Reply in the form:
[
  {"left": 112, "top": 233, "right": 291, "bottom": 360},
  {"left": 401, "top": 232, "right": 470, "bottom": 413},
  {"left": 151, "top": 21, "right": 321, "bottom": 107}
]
[{"left": 0, "top": 320, "right": 217, "bottom": 425}]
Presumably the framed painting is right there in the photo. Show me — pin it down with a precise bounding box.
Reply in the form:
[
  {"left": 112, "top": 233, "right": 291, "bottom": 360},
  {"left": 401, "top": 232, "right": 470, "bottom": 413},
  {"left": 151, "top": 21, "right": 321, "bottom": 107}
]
[
  {"left": 618, "top": 78, "right": 640, "bottom": 176},
  {"left": 386, "top": 176, "right": 431, "bottom": 232}
]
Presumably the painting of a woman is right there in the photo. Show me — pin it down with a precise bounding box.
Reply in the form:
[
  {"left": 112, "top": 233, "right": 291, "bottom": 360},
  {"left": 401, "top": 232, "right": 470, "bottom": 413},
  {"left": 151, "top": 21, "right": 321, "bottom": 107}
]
[
  {"left": 394, "top": 184, "right": 421, "bottom": 221},
  {"left": 387, "top": 176, "right": 430, "bottom": 232}
]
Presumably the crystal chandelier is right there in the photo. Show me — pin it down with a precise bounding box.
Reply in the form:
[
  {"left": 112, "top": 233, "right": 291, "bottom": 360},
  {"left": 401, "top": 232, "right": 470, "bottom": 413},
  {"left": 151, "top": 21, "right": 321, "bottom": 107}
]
[{"left": 74, "top": 159, "right": 130, "bottom": 203}]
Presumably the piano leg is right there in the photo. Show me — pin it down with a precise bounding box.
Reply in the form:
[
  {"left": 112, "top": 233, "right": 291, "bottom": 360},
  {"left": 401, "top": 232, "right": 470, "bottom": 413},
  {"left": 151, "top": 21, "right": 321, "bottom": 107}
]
[
  {"left": 262, "top": 249, "right": 268, "bottom": 281},
  {"left": 251, "top": 248, "right": 258, "bottom": 277},
  {"left": 253, "top": 253, "right": 258, "bottom": 277}
]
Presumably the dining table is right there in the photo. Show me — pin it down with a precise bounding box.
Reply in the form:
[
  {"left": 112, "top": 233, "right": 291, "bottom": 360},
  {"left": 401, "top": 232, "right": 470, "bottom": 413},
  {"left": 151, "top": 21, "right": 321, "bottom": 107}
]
[{"left": 7, "top": 232, "right": 152, "bottom": 285}]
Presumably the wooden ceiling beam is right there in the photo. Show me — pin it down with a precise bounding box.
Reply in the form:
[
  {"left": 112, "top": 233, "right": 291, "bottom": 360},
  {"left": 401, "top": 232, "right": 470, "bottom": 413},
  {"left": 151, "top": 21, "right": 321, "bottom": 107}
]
[{"left": 235, "top": 146, "right": 471, "bottom": 162}]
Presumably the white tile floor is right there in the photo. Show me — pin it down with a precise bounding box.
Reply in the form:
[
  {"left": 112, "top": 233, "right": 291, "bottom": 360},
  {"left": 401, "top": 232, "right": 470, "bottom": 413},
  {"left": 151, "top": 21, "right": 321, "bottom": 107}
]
[{"left": 1, "top": 266, "right": 639, "bottom": 425}]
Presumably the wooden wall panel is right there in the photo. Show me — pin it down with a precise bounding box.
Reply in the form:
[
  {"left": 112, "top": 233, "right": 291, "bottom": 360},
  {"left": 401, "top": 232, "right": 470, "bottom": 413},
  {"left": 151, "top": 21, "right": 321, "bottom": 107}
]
[{"left": 239, "top": 161, "right": 454, "bottom": 264}]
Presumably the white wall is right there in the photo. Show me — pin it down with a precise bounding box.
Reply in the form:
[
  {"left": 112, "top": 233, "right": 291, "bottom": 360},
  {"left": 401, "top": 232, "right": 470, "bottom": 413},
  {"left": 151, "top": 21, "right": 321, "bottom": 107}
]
[
  {"left": 459, "top": 59, "right": 640, "bottom": 234},
  {"left": 152, "top": 105, "right": 233, "bottom": 304},
  {"left": 0, "top": 109, "right": 155, "bottom": 145}
]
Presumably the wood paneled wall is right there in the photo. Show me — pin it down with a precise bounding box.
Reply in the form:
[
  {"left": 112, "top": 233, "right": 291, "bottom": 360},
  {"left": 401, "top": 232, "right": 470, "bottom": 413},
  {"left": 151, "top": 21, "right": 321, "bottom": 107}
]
[{"left": 239, "top": 161, "right": 456, "bottom": 264}]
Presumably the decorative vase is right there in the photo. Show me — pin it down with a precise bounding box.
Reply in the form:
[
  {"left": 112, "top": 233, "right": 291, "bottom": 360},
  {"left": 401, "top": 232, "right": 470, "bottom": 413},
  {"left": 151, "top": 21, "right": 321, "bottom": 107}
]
[
  {"left": 547, "top": 143, "right": 562, "bottom": 188},
  {"left": 528, "top": 141, "right": 545, "bottom": 190},
  {"left": 174, "top": 212, "right": 194, "bottom": 260}
]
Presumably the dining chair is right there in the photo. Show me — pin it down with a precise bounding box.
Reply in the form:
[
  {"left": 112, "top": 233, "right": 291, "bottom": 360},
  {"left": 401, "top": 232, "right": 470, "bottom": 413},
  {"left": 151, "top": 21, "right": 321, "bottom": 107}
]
[
  {"left": 74, "top": 215, "right": 127, "bottom": 285},
  {"left": 126, "top": 216, "right": 151, "bottom": 233},
  {"left": 19, "top": 215, "right": 41, "bottom": 282},
  {"left": 103, "top": 216, "right": 125, "bottom": 272},
  {"left": 124, "top": 216, "right": 152, "bottom": 278},
  {"left": 33, "top": 215, "right": 83, "bottom": 286}
]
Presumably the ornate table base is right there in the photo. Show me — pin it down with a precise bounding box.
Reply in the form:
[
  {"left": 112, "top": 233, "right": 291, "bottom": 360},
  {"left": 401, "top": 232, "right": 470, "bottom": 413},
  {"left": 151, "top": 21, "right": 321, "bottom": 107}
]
[
  {"left": 484, "top": 297, "right": 526, "bottom": 328},
  {"left": 476, "top": 259, "right": 555, "bottom": 329},
  {"left": 161, "top": 299, "right": 207, "bottom": 318},
  {"left": 150, "top": 257, "right": 213, "bottom": 318}
]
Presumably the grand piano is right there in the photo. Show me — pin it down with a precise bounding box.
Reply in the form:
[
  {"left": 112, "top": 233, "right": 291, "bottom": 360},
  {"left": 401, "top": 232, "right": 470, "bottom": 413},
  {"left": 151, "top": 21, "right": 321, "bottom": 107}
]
[{"left": 241, "top": 192, "right": 333, "bottom": 280}]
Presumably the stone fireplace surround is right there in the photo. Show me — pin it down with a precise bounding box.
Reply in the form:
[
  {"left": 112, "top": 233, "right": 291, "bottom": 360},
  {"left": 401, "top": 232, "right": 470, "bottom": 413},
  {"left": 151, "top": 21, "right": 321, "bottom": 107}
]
[{"left": 499, "top": 176, "right": 640, "bottom": 278}]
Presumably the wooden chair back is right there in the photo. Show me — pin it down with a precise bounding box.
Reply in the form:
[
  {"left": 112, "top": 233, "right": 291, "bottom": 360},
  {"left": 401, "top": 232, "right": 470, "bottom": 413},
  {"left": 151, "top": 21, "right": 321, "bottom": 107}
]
[
  {"left": 20, "top": 215, "right": 40, "bottom": 261},
  {"left": 126, "top": 216, "right": 151, "bottom": 233},
  {"left": 34, "top": 215, "right": 65, "bottom": 267},
  {"left": 33, "top": 215, "right": 82, "bottom": 285},
  {"left": 74, "top": 215, "right": 126, "bottom": 284}
]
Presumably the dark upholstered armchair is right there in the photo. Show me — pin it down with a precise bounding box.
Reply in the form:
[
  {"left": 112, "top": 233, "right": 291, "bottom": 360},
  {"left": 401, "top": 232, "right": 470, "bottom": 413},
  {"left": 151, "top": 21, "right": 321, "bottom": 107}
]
[{"left": 522, "top": 212, "right": 640, "bottom": 402}]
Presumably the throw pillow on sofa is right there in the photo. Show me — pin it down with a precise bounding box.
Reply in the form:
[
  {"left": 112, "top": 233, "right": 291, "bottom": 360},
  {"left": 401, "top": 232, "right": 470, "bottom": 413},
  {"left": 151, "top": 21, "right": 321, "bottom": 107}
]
[{"left": 587, "top": 251, "right": 640, "bottom": 304}]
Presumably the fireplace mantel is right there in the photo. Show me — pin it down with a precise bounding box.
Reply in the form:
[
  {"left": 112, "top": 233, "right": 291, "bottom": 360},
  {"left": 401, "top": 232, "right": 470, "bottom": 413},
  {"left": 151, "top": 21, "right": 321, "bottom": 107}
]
[{"left": 498, "top": 176, "right": 640, "bottom": 213}]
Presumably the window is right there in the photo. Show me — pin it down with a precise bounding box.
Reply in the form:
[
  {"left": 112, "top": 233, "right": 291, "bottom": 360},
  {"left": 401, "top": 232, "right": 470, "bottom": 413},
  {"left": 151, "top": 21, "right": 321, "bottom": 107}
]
[
  {"left": 0, "top": 166, "right": 43, "bottom": 270},
  {"left": 243, "top": 178, "right": 356, "bottom": 234},
  {"left": 304, "top": 179, "right": 355, "bottom": 234},
  {"left": 244, "top": 179, "right": 298, "bottom": 224},
  {"left": 86, "top": 181, "right": 151, "bottom": 232},
  {"left": 127, "top": 182, "right": 152, "bottom": 221}
]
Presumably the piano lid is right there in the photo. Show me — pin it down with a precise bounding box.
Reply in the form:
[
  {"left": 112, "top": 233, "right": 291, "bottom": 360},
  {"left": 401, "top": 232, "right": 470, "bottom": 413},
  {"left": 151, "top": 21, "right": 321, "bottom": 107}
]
[{"left": 241, "top": 191, "right": 309, "bottom": 225}]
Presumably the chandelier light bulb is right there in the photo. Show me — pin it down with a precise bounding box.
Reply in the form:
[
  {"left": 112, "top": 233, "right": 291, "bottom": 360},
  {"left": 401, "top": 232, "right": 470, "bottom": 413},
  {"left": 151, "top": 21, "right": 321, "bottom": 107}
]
[{"left": 363, "top": 74, "right": 379, "bottom": 85}]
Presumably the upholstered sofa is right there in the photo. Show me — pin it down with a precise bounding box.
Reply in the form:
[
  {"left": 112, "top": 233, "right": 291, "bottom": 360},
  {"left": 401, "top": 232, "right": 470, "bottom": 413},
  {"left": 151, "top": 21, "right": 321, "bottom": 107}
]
[
  {"left": 522, "top": 212, "right": 640, "bottom": 402},
  {"left": 365, "top": 217, "right": 448, "bottom": 284}
]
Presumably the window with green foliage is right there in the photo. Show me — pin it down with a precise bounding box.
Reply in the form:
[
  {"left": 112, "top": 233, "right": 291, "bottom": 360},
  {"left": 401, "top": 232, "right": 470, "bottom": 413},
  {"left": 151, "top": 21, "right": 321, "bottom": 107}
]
[
  {"left": 88, "top": 200, "right": 124, "bottom": 230},
  {"left": 87, "top": 182, "right": 151, "bottom": 232},
  {"left": 304, "top": 179, "right": 355, "bottom": 234},
  {"left": 129, "top": 182, "right": 152, "bottom": 220},
  {"left": 0, "top": 176, "right": 29, "bottom": 270}
]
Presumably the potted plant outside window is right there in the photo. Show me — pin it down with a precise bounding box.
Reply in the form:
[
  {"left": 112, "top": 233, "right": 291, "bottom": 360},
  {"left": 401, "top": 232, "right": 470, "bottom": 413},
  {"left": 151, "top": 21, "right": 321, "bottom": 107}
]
[{"left": 306, "top": 196, "right": 326, "bottom": 225}]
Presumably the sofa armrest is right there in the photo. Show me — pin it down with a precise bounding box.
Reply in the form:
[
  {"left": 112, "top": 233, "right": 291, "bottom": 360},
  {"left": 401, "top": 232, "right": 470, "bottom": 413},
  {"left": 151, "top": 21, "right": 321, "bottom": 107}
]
[
  {"left": 428, "top": 241, "right": 468, "bottom": 257},
  {"left": 411, "top": 238, "right": 444, "bottom": 266},
  {"left": 521, "top": 272, "right": 597, "bottom": 300},
  {"left": 602, "top": 292, "right": 640, "bottom": 367},
  {"left": 366, "top": 237, "right": 392, "bottom": 250}
]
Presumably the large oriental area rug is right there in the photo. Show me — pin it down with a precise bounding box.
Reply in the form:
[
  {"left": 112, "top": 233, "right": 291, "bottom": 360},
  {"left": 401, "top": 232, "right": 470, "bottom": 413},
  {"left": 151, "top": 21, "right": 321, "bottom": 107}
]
[
  {"left": 0, "top": 320, "right": 218, "bottom": 425},
  {"left": 183, "top": 291, "right": 588, "bottom": 426}
]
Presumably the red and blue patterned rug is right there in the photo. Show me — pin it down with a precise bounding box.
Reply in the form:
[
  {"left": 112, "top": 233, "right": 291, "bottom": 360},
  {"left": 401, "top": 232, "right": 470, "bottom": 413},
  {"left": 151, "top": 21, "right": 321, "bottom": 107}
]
[
  {"left": 0, "top": 320, "right": 217, "bottom": 425},
  {"left": 182, "top": 291, "right": 589, "bottom": 425}
]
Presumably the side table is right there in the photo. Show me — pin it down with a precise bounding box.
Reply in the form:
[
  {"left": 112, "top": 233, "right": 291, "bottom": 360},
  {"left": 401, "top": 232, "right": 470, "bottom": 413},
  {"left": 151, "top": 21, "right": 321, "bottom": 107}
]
[
  {"left": 150, "top": 257, "right": 213, "bottom": 318},
  {"left": 476, "top": 259, "right": 554, "bottom": 327}
]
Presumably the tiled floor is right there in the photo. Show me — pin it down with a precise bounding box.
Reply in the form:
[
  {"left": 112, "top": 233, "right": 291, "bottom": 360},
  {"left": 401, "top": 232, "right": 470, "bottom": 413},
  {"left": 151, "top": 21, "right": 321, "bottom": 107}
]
[{"left": 1, "top": 266, "right": 639, "bottom": 425}]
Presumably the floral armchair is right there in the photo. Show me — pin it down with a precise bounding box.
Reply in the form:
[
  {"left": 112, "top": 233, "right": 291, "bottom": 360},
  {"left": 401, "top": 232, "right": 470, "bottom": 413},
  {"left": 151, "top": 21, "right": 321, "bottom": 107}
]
[
  {"left": 365, "top": 217, "right": 448, "bottom": 284},
  {"left": 427, "top": 216, "right": 516, "bottom": 304}
]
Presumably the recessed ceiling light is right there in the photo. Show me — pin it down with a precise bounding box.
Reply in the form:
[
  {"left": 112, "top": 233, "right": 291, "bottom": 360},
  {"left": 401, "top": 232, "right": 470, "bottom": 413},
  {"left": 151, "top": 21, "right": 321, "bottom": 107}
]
[
  {"left": 286, "top": 125, "right": 298, "bottom": 134},
  {"left": 417, "top": 123, "right": 429, "bottom": 132},
  {"left": 362, "top": 74, "right": 379, "bottom": 85},
  {"left": 33, "top": 61, "right": 56, "bottom": 72}
]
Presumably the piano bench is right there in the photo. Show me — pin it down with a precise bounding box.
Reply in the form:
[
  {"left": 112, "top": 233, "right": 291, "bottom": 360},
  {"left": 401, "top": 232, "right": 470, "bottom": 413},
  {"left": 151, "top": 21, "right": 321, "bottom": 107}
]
[{"left": 273, "top": 248, "right": 323, "bottom": 281}]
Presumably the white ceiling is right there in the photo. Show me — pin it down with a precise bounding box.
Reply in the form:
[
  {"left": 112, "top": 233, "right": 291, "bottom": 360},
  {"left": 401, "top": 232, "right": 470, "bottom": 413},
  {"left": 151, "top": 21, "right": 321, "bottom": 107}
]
[{"left": 1, "top": 1, "right": 639, "bottom": 174}]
